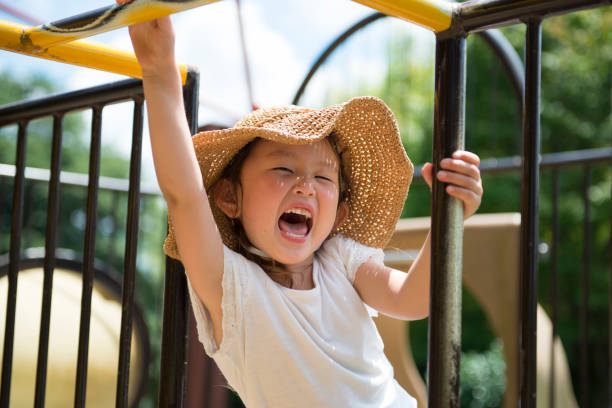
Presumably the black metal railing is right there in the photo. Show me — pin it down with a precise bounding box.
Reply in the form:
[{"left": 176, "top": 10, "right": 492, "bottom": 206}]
[
  {"left": 0, "top": 71, "right": 198, "bottom": 407},
  {"left": 414, "top": 146, "right": 612, "bottom": 407},
  {"left": 1, "top": 0, "right": 611, "bottom": 407},
  {"left": 296, "top": 2, "right": 610, "bottom": 406}
]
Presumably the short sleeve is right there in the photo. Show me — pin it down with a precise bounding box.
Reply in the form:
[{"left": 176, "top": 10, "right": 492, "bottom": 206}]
[
  {"left": 323, "top": 234, "right": 385, "bottom": 283},
  {"left": 186, "top": 245, "right": 246, "bottom": 357},
  {"left": 319, "top": 235, "right": 385, "bottom": 317}
]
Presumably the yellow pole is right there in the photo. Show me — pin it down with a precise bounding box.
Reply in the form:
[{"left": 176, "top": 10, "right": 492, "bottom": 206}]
[
  {"left": 21, "top": 0, "right": 220, "bottom": 50},
  {"left": 350, "top": 0, "right": 453, "bottom": 32},
  {"left": 0, "top": 20, "right": 189, "bottom": 84}
]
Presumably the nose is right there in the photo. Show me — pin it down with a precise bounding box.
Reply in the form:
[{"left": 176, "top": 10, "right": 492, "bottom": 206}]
[{"left": 293, "top": 176, "right": 315, "bottom": 197}]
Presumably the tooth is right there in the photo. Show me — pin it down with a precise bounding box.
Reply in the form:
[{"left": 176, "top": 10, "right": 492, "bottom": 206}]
[{"left": 286, "top": 208, "right": 311, "bottom": 219}]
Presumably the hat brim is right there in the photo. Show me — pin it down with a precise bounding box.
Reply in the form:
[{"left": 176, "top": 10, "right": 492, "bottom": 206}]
[{"left": 164, "top": 96, "right": 413, "bottom": 260}]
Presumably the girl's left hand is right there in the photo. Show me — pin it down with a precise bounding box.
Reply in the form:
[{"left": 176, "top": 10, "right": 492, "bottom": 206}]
[{"left": 422, "top": 150, "right": 483, "bottom": 220}]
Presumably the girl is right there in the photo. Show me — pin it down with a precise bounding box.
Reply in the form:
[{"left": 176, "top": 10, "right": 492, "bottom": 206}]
[{"left": 124, "top": 14, "right": 482, "bottom": 408}]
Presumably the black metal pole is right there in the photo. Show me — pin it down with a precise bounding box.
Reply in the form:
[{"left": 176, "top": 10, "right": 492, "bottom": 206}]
[
  {"left": 457, "top": 0, "right": 609, "bottom": 34},
  {"left": 0, "top": 122, "right": 27, "bottom": 408},
  {"left": 609, "top": 160, "right": 612, "bottom": 408},
  {"left": 74, "top": 105, "right": 103, "bottom": 408},
  {"left": 518, "top": 18, "right": 541, "bottom": 408},
  {"left": 34, "top": 114, "right": 63, "bottom": 407},
  {"left": 427, "top": 34, "right": 466, "bottom": 408},
  {"left": 158, "top": 69, "right": 199, "bottom": 408},
  {"left": 0, "top": 79, "right": 146, "bottom": 126},
  {"left": 549, "top": 169, "right": 559, "bottom": 408},
  {"left": 116, "top": 97, "right": 144, "bottom": 408},
  {"left": 580, "top": 165, "right": 591, "bottom": 408}
]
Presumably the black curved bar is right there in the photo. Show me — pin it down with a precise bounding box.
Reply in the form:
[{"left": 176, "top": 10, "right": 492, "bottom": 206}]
[
  {"left": 292, "top": 13, "right": 525, "bottom": 119},
  {"left": 476, "top": 29, "right": 524, "bottom": 115},
  {"left": 292, "top": 12, "right": 386, "bottom": 105}
]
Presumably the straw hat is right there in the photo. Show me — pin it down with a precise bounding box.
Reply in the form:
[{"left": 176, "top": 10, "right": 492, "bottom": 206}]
[{"left": 164, "top": 96, "right": 413, "bottom": 260}]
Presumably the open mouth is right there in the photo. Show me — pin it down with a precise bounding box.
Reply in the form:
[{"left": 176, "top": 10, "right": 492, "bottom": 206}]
[{"left": 278, "top": 208, "right": 312, "bottom": 238}]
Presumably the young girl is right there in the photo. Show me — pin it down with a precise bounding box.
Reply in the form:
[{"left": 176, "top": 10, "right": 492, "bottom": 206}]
[{"left": 124, "top": 14, "right": 482, "bottom": 408}]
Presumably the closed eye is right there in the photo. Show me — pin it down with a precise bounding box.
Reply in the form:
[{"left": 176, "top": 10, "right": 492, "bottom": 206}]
[
  {"left": 316, "top": 175, "right": 334, "bottom": 182},
  {"left": 273, "top": 167, "right": 293, "bottom": 173}
]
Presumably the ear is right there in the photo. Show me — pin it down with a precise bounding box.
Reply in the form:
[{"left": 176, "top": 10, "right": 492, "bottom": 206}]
[
  {"left": 213, "top": 178, "right": 241, "bottom": 218},
  {"left": 332, "top": 201, "right": 349, "bottom": 231}
]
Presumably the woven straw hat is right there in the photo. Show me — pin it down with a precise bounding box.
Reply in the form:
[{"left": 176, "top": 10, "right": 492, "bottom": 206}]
[{"left": 164, "top": 96, "right": 413, "bottom": 260}]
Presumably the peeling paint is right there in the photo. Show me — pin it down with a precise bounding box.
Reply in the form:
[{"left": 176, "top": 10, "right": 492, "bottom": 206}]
[{"left": 18, "top": 30, "right": 42, "bottom": 54}]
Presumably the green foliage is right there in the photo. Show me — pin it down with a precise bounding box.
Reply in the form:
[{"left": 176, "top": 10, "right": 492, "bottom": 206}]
[
  {"left": 460, "top": 340, "right": 506, "bottom": 408},
  {"left": 465, "top": 33, "right": 522, "bottom": 158},
  {"left": 0, "top": 71, "right": 55, "bottom": 106},
  {"left": 380, "top": 34, "right": 435, "bottom": 165}
]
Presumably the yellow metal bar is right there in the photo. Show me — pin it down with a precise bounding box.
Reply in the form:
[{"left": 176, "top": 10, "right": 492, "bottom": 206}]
[
  {"left": 0, "top": 20, "right": 189, "bottom": 84},
  {"left": 21, "top": 0, "right": 220, "bottom": 50},
  {"left": 350, "top": 0, "right": 453, "bottom": 32}
]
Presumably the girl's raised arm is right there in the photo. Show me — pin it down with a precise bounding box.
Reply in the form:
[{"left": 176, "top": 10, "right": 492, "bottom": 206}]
[
  {"left": 127, "top": 17, "right": 225, "bottom": 346},
  {"left": 354, "top": 151, "right": 482, "bottom": 320}
]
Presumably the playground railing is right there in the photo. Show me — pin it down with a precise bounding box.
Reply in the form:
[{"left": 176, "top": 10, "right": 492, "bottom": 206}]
[
  {"left": 1, "top": 0, "right": 612, "bottom": 407},
  {"left": 0, "top": 70, "right": 199, "bottom": 407}
]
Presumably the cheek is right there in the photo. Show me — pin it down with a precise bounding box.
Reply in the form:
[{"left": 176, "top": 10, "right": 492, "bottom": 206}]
[
  {"left": 241, "top": 175, "right": 286, "bottom": 219},
  {"left": 319, "top": 183, "right": 339, "bottom": 202},
  {"left": 250, "top": 174, "right": 289, "bottom": 197},
  {"left": 317, "top": 186, "right": 341, "bottom": 217}
]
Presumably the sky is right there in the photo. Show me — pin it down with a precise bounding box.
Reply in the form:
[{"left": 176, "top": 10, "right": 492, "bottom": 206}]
[{"left": 0, "top": 0, "right": 433, "bottom": 184}]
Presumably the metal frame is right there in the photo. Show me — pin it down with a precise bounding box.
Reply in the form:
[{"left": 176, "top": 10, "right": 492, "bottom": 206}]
[
  {"left": 0, "top": 72, "right": 198, "bottom": 407},
  {"left": 1, "top": 0, "right": 611, "bottom": 407},
  {"left": 292, "top": 1, "right": 608, "bottom": 407}
]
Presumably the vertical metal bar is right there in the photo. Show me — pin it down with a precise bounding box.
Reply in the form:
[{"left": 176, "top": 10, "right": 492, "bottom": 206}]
[
  {"left": 0, "top": 122, "right": 27, "bottom": 408},
  {"left": 0, "top": 179, "right": 6, "bottom": 253},
  {"left": 116, "top": 98, "right": 144, "bottom": 408},
  {"left": 427, "top": 34, "right": 466, "bottom": 408},
  {"left": 518, "top": 18, "right": 542, "bottom": 408},
  {"left": 23, "top": 183, "right": 34, "bottom": 250},
  {"left": 34, "top": 114, "right": 63, "bottom": 407},
  {"left": 581, "top": 165, "right": 591, "bottom": 408},
  {"left": 74, "top": 105, "right": 103, "bottom": 408},
  {"left": 158, "top": 257, "right": 189, "bottom": 408},
  {"left": 158, "top": 69, "right": 199, "bottom": 407},
  {"left": 107, "top": 190, "right": 120, "bottom": 270},
  {"left": 549, "top": 168, "right": 559, "bottom": 408},
  {"left": 609, "top": 161, "right": 612, "bottom": 408}
]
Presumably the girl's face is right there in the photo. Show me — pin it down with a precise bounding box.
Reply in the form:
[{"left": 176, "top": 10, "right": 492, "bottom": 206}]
[{"left": 235, "top": 139, "right": 346, "bottom": 267}]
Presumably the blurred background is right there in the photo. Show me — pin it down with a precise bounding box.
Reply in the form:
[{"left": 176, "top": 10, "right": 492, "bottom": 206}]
[{"left": 1, "top": 0, "right": 611, "bottom": 406}]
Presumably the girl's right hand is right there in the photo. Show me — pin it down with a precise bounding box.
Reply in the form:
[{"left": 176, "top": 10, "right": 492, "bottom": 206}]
[
  {"left": 116, "top": 1, "right": 177, "bottom": 78},
  {"left": 422, "top": 151, "right": 483, "bottom": 220}
]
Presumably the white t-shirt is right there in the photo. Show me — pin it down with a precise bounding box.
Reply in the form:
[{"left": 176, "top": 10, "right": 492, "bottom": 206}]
[{"left": 187, "top": 234, "right": 417, "bottom": 408}]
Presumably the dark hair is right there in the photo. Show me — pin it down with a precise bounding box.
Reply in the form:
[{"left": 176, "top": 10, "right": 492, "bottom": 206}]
[{"left": 213, "top": 135, "right": 349, "bottom": 284}]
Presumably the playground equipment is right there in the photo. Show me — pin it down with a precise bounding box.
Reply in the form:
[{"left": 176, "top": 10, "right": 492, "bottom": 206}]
[
  {"left": 1, "top": 0, "right": 611, "bottom": 407},
  {"left": 379, "top": 213, "right": 579, "bottom": 408},
  {"left": 0, "top": 252, "right": 150, "bottom": 407}
]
